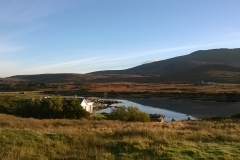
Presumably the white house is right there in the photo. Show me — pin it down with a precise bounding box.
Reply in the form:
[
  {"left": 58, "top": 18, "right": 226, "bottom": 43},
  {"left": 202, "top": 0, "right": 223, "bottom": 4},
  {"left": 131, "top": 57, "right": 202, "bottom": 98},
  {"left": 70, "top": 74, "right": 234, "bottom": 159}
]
[{"left": 79, "top": 98, "right": 94, "bottom": 113}]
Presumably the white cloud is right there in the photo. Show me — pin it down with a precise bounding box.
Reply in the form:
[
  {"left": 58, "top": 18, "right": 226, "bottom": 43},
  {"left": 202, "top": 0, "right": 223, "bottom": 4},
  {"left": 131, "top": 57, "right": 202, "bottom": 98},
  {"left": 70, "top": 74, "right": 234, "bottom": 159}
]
[
  {"left": 0, "top": 43, "right": 25, "bottom": 54},
  {"left": 0, "top": 0, "right": 77, "bottom": 24},
  {"left": 17, "top": 54, "right": 139, "bottom": 75},
  {"left": 21, "top": 57, "right": 100, "bottom": 74},
  {"left": 0, "top": 26, "right": 44, "bottom": 41}
]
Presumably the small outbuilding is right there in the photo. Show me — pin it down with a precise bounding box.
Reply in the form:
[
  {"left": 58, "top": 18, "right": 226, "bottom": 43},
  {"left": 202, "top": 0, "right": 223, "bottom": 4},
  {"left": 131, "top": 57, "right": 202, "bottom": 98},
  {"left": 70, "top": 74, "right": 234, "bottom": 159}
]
[
  {"left": 197, "top": 80, "right": 216, "bottom": 85},
  {"left": 79, "top": 98, "right": 94, "bottom": 113}
]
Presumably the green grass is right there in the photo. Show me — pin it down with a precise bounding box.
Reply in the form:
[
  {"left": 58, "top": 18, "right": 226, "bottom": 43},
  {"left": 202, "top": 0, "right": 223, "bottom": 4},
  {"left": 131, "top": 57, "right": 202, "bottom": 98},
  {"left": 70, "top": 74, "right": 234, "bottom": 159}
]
[
  {"left": 0, "top": 129, "right": 239, "bottom": 159},
  {"left": 0, "top": 114, "right": 240, "bottom": 160},
  {"left": 0, "top": 92, "right": 46, "bottom": 108},
  {"left": 93, "top": 113, "right": 107, "bottom": 120}
]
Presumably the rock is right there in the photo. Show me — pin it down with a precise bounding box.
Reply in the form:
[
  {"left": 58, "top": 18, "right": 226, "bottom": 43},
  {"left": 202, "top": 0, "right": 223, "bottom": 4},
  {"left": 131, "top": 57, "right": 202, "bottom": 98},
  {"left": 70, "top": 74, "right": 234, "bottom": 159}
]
[{"left": 171, "top": 118, "right": 176, "bottom": 122}]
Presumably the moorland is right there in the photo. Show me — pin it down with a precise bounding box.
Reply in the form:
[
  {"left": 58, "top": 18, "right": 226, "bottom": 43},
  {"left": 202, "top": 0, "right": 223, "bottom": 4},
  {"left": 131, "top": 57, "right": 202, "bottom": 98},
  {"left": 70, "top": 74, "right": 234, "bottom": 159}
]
[
  {"left": 1, "top": 113, "right": 240, "bottom": 160},
  {"left": 1, "top": 48, "right": 240, "bottom": 102},
  {"left": 1, "top": 48, "right": 240, "bottom": 159}
]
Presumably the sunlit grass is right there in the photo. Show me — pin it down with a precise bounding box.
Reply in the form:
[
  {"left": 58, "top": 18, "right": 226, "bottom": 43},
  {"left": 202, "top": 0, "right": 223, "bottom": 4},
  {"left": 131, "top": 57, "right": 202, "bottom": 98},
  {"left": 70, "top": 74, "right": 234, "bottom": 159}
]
[{"left": 0, "top": 114, "right": 240, "bottom": 159}]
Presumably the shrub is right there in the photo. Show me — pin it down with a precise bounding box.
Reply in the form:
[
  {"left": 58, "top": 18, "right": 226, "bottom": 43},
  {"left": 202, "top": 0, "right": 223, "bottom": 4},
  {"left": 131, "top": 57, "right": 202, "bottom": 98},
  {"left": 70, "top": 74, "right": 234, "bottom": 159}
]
[
  {"left": 127, "top": 106, "right": 150, "bottom": 122},
  {"left": 109, "top": 106, "right": 129, "bottom": 121},
  {"left": 93, "top": 114, "right": 107, "bottom": 120},
  {"left": 108, "top": 106, "right": 150, "bottom": 122}
]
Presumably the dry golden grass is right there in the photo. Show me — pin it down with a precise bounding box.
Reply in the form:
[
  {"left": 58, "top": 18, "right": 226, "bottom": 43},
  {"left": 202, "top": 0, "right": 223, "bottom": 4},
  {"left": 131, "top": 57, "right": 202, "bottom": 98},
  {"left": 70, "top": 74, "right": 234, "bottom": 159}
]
[
  {"left": 2, "top": 82, "right": 240, "bottom": 95},
  {"left": 1, "top": 114, "right": 240, "bottom": 134},
  {"left": 0, "top": 114, "right": 240, "bottom": 159},
  {"left": 82, "top": 83, "right": 240, "bottom": 94}
]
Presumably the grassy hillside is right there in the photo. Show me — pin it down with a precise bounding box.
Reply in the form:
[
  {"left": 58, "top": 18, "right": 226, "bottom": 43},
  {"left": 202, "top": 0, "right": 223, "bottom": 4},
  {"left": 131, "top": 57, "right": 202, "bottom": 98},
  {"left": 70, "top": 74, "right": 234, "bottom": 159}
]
[{"left": 0, "top": 114, "right": 240, "bottom": 159}]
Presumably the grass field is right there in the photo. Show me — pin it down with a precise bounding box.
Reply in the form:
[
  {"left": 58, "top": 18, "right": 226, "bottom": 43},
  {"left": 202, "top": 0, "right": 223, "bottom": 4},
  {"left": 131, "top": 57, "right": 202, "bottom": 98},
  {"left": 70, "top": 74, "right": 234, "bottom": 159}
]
[{"left": 0, "top": 114, "right": 240, "bottom": 160}]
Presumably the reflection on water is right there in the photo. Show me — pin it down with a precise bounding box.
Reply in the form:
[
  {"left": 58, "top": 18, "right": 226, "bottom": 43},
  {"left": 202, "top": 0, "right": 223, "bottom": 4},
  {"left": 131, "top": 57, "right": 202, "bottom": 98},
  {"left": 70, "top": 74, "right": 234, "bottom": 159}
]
[{"left": 97, "top": 99, "right": 196, "bottom": 122}]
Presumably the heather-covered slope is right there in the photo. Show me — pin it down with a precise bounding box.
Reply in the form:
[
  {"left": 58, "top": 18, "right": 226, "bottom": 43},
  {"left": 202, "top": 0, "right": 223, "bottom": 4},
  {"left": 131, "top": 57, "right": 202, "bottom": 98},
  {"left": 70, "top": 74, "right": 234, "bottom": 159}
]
[
  {"left": 3, "top": 48, "right": 240, "bottom": 83},
  {"left": 91, "top": 48, "right": 240, "bottom": 76}
]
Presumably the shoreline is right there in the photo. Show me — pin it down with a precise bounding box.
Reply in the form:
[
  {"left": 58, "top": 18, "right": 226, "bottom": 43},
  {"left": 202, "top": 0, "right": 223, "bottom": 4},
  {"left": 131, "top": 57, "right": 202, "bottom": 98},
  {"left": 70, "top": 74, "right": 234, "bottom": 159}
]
[
  {"left": 1, "top": 91, "right": 240, "bottom": 119},
  {"left": 124, "top": 98, "right": 240, "bottom": 119},
  {"left": 65, "top": 91, "right": 240, "bottom": 102}
]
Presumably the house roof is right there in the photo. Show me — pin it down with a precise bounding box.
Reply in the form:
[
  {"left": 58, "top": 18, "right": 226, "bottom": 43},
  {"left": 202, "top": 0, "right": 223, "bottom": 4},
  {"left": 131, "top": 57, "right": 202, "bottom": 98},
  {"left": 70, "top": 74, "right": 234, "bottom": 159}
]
[{"left": 78, "top": 98, "right": 92, "bottom": 104}]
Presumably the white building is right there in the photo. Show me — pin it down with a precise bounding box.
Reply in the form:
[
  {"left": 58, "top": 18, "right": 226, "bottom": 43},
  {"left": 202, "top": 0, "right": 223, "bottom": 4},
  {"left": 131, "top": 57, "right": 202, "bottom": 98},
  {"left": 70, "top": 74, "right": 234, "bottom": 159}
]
[
  {"left": 79, "top": 98, "right": 94, "bottom": 113},
  {"left": 197, "top": 80, "right": 216, "bottom": 85}
]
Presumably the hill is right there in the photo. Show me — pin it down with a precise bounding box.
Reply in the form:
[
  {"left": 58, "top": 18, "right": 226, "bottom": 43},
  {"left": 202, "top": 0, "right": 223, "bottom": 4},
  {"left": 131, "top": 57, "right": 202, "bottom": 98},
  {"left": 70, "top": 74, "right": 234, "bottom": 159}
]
[
  {"left": 89, "top": 48, "right": 240, "bottom": 83},
  {"left": 91, "top": 48, "right": 240, "bottom": 75},
  {"left": 2, "top": 48, "right": 240, "bottom": 83}
]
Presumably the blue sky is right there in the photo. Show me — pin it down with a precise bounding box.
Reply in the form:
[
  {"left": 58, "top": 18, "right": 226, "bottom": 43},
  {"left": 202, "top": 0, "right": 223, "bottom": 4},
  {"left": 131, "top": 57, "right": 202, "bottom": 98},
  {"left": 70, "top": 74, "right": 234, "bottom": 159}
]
[{"left": 1, "top": 0, "right": 240, "bottom": 77}]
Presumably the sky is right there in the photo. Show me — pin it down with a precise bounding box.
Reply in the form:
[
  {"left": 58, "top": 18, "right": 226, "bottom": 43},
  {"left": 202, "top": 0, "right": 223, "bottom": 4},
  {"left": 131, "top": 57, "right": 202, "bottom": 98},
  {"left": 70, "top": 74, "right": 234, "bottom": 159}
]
[{"left": 1, "top": 0, "right": 240, "bottom": 77}]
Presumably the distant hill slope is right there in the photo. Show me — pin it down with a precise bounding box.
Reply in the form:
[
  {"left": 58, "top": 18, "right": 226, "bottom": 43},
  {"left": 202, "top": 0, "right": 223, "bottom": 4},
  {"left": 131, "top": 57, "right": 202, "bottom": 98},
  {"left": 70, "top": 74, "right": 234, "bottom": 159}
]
[
  {"left": 91, "top": 48, "right": 240, "bottom": 76},
  {"left": 3, "top": 48, "right": 240, "bottom": 83},
  {"left": 7, "top": 74, "right": 86, "bottom": 83}
]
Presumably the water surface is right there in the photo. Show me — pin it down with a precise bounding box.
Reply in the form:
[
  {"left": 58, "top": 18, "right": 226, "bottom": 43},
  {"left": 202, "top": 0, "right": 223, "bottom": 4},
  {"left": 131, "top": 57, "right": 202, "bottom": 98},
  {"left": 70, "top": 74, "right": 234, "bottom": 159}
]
[{"left": 97, "top": 98, "right": 196, "bottom": 122}]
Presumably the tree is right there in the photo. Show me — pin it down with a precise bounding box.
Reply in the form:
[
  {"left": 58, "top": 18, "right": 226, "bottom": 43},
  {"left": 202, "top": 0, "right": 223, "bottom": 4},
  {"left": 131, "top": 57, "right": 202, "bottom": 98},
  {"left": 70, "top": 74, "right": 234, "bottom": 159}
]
[
  {"left": 48, "top": 96, "right": 63, "bottom": 118},
  {"left": 16, "top": 99, "right": 40, "bottom": 118},
  {"left": 13, "top": 96, "right": 90, "bottom": 119},
  {"left": 63, "top": 98, "right": 90, "bottom": 119}
]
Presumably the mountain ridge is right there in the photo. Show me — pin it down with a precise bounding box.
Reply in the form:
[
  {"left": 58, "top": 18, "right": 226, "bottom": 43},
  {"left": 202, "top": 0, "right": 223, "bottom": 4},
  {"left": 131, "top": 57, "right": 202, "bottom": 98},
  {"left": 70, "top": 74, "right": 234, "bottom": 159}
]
[
  {"left": 2, "top": 48, "right": 240, "bottom": 83},
  {"left": 90, "top": 48, "right": 240, "bottom": 76}
]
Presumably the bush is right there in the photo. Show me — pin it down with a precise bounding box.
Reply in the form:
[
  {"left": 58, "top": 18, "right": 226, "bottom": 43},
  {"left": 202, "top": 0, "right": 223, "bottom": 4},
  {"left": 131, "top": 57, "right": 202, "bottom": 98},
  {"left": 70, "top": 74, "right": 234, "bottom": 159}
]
[
  {"left": 108, "top": 106, "right": 150, "bottom": 122},
  {"left": 109, "top": 106, "right": 129, "bottom": 121},
  {"left": 92, "top": 114, "right": 107, "bottom": 120},
  {"left": 127, "top": 107, "right": 150, "bottom": 122}
]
